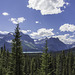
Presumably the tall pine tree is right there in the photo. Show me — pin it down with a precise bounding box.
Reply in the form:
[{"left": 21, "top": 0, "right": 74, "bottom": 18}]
[
  {"left": 40, "top": 39, "right": 53, "bottom": 75},
  {"left": 9, "top": 24, "right": 25, "bottom": 75}
]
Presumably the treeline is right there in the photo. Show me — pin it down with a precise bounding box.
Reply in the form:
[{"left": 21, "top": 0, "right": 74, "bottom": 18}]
[{"left": 0, "top": 24, "right": 75, "bottom": 75}]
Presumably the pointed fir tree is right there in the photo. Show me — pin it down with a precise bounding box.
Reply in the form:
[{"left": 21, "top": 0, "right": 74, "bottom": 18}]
[
  {"left": 56, "top": 54, "right": 61, "bottom": 75},
  {"left": 30, "top": 57, "right": 36, "bottom": 75},
  {"left": 9, "top": 24, "right": 25, "bottom": 75},
  {"left": 68, "top": 51, "right": 74, "bottom": 75},
  {"left": 24, "top": 54, "right": 31, "bottom": 75},
  {"left": 0, "top": 47, "right": 3, "bottom": 75},
  {"left": 65, "top": 52, "right": 69, "bottom": 75},
  {"left": 40, "top": 39, "right": 53, "bottom": 75},
  {"left": 61, "top": 51, "right": 66, "bottom": 75},
  {"left": 6, "top": 50, "right": 10, "bottom": 75},
  {"left": 0, "top": 45, "right": 7, "bottom": 75},
  {"left": 72, "top": 56, "right": 75, "bottom": 75}
]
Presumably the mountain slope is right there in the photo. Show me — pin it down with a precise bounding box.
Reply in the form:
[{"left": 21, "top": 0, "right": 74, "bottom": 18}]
[
  {"left": 35, "top": 38, "right": 68, "bottom": 51},
  {"left": 0, "top": 33, "right": 74, "bottom": 52},
  {"left": 0, "top": 32, "right": 38, "bottom": 52}
]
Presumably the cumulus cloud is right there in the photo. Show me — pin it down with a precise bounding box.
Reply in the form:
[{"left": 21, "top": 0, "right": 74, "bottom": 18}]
[
  {"left": 0, "top": 31, "right": 9, "bottom": 34},
  {"left": 10, "top": 17, "right": 26, "bottom": 24},
  {"left": 30, "top": 28, "right": 54, "bottom": 39},
  {"left": 20, "top": 30, "right": 31, "bottom": 34},
  {"left": 2, "top": 12, "right": 9, "bottom": 16},
  {"left": 59, "top": 24, "right": 75, "bottom": 32},
  {"left": 7, "top": 40, "right": 12, "bottom": 43},
  {"left": 27, "top": 0, "right": 69, "bottom": 15},
  {"left": 53, "top": 34, "right": 75, "bottom": 44}
]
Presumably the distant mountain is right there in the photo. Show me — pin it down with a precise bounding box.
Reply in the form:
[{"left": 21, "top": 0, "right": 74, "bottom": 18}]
[
  {"left": 0, "top": 32, "right": 38, "bottom": 52},
  {"left": 67, "top": 42, "right": 75, "bottom": 49},
  {"left": 35, "top": 38, "right": 69, "bottom": 51},
  {"left": 71, "top": 42, "right": 75, "bottom": 48},
  {"left": 0, "top": 34, "right": 7, "bottom": 38},
  {"left": 0, "top": 32, "right": 74, "bottom": 52}
]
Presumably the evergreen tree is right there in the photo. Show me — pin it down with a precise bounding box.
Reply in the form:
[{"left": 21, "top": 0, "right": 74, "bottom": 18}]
[
  {"left": 56, "top": 54, "right": 61, "bottom": 75},
  {"left": 9, "top": 24, "right": 25, "bottom": 75},
  {"left": 0, "top": 47, "right": 3, "bottom": 75},
  {"left": 51, "top": 55, "right": 56, "bottom": 75},
  {"left": 72, "top": 56, "right": 75, "bottom": 75},
  {"left": 40, "top": 39, "right": 52, "bottom": 75},
  {"left": 30, "top": 57, "right": 36, "bottom": 75},
  {"left": 6, "top": 50, "right": 10, "bottom": 75},
  {"left": 65, "top": 52, "right": 69, "bottom": 75},
  {"left": 24, "top": 54, "right": 31, "bottom": 75},
  {"left": 0, "top": 46, "right": 7, "bottom": 75},
  {"left": 61, "top": 51, "right": 66, "bottom": 75},
  {"left": 35, "top": 54, "right": 41, "bottom": 75},
  {"left": 68, "top": 51, "right": 74, "bottom": 75}
]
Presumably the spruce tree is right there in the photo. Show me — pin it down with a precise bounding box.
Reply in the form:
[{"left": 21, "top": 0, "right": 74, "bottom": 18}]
[
  {"left": 40, "top": 39, "right": 52, "bottom": 75},
  {"left": 65, "top": 52, "right": 69, "bottom": 75},
  {"left": 72, "top": 56, "right": 75, "bottom": 75},
  {"left": 68, "top": 51, "right": 74, "bottom": 75},
  {"left": 9, "top": 24, "right": 25, "bottom": 75},
  {"left": 30, "top": 57, "right": 36, "bottom": 75},
  {"left": 56, "top": 54, "right": 61, "bottom": 75},
  {"left": 0, "top": 46, "right": 7, "bottom": 75},
  {"left": 61, "top": 51, "right": 66, "bottom": 75},
  {"left": 24, "top": 54, "right": 31, "bottom": 75},
  {"left": 51, "top": 55, "right": 56, "bottom": 75},
  {"left": 6, "top": 50, "right": 10, "bottom": 75},
  {"left": 0, "top": 47, "right": 3, "bottom": 75}
]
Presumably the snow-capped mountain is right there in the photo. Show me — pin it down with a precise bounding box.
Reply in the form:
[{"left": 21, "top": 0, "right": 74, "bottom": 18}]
[
  {"left": 0, "top": 32, "right": 74, "bottom": 52},
  {"left": 35, "top": 37, "right": 69, "bottom": 51}
]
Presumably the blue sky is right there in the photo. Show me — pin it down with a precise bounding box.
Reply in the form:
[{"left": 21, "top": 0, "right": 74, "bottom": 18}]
[{"left": 0, "top": 0, "right": 75, "bottom": 44}]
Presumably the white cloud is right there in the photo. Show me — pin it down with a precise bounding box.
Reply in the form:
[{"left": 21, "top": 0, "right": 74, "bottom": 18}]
[
  {"left": 10, "top": 17, "right": 26, "bottom": 24},
  {"left": 59, "top": 24, "right": 75, "bottom": 32},
  {"left": 56, "top": 32, "right": 59, "bottom": 34},
  {"left": 2, "top": 12, "right": 9, "bottom": 16},
  {"left": 66, "top": 2, "right": 69, "bottom": 5},
  {"left": 17, "top": 17, "right": 26, "bottom": 23},
  {"left": 20, "top": 30, "right": 31, "bottom": 34},
  {"left": 27, "top": 0, "right": 69, "bottom": 15},
  {"left": 70, "top": 35, "right": 74, "bottom": 38},
  {"left": 64, "top": 6, "right": 66, "bottom": 9},
  {"left": 0, "top": 31, "right": 9, "bottom": 34},
  {"left": 53, "top": 34, "right": 75, "bottom": 44},
  {"left": 30, "top": 28, "right": 54, "bottom": 39},
  {"left": 7, "top": 40, "right": 12, "bottom": 43},
  {"left": 35, "top": 21, "right": 39, "bottom": 24}
]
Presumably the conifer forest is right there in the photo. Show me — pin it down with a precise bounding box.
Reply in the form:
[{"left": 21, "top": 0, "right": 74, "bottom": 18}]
[{"left": 0, "top": 24, "right": 75, "bottom": 75}]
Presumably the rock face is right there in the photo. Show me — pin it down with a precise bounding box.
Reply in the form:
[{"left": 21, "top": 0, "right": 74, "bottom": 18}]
[{"left": 0, "top": 32, "right": 73, "bottom": 52}]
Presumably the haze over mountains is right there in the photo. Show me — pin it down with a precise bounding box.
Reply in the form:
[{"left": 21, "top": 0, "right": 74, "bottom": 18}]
[{"left": 0, "top": 32, "right": 75, "bottom": 52}]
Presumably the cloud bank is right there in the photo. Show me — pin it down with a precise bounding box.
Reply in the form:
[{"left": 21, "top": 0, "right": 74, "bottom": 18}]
[
  {"left": 27, "top": 0, "right": 69, "bottom": 15},
  {"left": 20, "top": 30, "right": 31, "bottom": 34},
  {"left": 0, "top": 31, "right": 9, "bottom": 34},
  {"left": 59, "top": 24, "right": 75, "bottom": 32},
  {"left": 10, "top": 17, "right": 26, "bottom": 24},
  {"left": 30, "top": 28, "right": 54, "bottom": 39},
  {"left": 53, "top": 34, "right": 75, "bottom": 44}
]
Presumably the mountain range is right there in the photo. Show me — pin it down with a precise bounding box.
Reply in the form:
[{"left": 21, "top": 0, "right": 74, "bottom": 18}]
[{"left": 0, "top": 32, "right": 75, "bottom": 52}]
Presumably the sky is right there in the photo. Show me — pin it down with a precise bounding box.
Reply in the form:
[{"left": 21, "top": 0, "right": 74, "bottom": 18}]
[{"left": 0, "top": 0, "right": 75, "bottom": 44}]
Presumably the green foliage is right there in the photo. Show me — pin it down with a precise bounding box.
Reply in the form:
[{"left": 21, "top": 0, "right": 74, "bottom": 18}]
[
  {"left": 40, "top": 39, "right": 53, "bottom": 75},
  {"left": 0, "top": 25, "right": 75, "bottom": 75},
  {"left": 9, "top": 24, "right": 25, "bottom": 75},
  {"left": 24, "top": 55, "right": 31, "bottom": 75}
]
